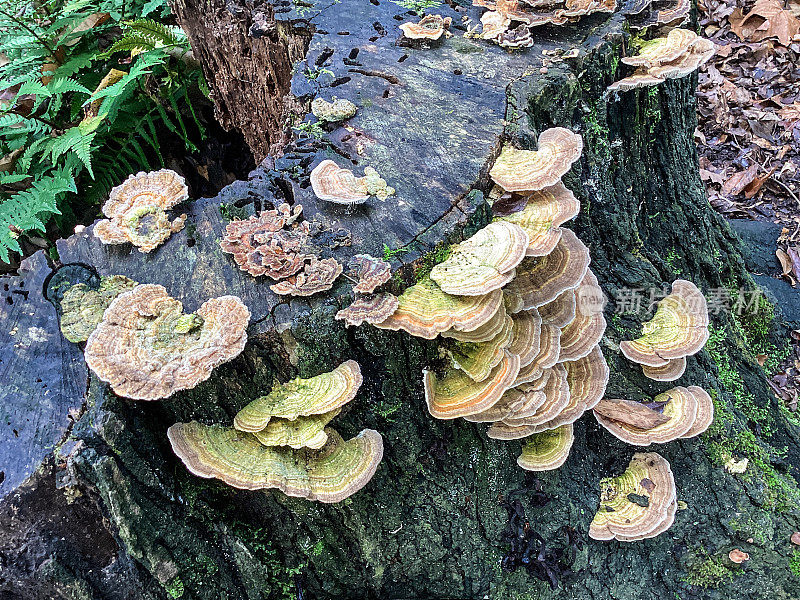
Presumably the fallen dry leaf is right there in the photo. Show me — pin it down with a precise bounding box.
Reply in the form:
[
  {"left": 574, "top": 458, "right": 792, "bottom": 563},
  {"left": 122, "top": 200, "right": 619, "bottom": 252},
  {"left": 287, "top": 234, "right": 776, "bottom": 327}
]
[
  {"left": 722, "top": 163, "right": 758, "bottom": 196},
  {"left": 788, "top": 246, "right": 800, "bottom": 281},
  {"left": 756, "top": 353, "right": 768, "bottom": 366},
  {"left": 792, "top": 531, "right": 800, "bottom": 545},
  {"left": 730, "top": 0, "right": 800, "bottom": 45},
  {"left": 743, "top": 167, "right": 776, "bottom": 198},
  {"left": 593, "top": 398, "right": 672, "bottom": 429}
]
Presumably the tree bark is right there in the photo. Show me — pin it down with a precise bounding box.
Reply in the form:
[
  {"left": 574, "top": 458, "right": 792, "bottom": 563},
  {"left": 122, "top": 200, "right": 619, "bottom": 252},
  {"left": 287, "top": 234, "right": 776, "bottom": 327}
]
[
  {"left": 169, "top": 0, "right": 312, "bottom": 162},
  {"left": 2, "top": 1, "right": 800, "bottom": 599}
]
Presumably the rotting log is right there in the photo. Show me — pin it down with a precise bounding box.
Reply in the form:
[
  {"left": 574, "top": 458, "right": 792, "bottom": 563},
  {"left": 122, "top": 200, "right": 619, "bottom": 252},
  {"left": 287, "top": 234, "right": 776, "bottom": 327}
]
[{"left": 2, "top": 0, "right": 800, "bottom": 598}]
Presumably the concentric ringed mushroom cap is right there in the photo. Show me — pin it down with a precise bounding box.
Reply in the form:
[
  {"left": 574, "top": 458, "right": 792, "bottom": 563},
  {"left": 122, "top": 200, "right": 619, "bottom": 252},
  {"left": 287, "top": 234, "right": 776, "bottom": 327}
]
[
  {"left": 442, "top": 303, "right": 510, "bottom": 343},
  {"left": 348, "top": 254, "right": 392, "bottom": 294},
  {"left": 589, "top": 452, "right": 677, "bottom": 541},
  {"left": 538, "top": 289, "right": 577, "bottom": 328},
  {"left": 310, "top": 160, "right": 370, "bottom": 204},
  {"left": 305, "top": 428, "right": 384, "bottom": 503},
  {"left": 335, "top": 293, "right": 399, "bottom": 327},
  {"left": 558, "top": 271, "right": 607, "bottom": 362},
  {"left": 503, "top": 229, "right": 591, "bottom": 310},
  {"left": 399, "top": 14, "right": 452, "bottom": 40},
  {"left": 424, "top": 351, "right": 520, "bottom": 419},
  {"left": 501, "top": 363, "right": 570, "bottom": 428},
  {"left": 253, "top": 409, "right": 340, "bottom": 450},
  {"left": 84, "top": 285, "right": 250, "bottom": 400},
  {"left": 508, "top": 308, "right": 543, "bottom": 367},
  {"left": 517, "top": 424, "right": 574, "bottom": 471},
  {"left": 234, "top": 360, "right": 362, "bottom": 432},
  {"left": 447, "top": 316, "right": 514, "bottom": 382},
  {"left": 430, "top": 222, "right": 529, "bottom": 296},
  {"left": 489, "top": 128, "right": 583, "bottom": 192},
  {"left": 513, "top": 323, "right": 561, "bottom": 385},
  {"left": 463, "top": 387, "right": 534, "bottom": 423},
  {"left": 373, "top": 278, "right": 503, "bottom": 339},
  {"left": 494, "top": 183, "right": 579, "bottom": 257},
  {"left": 681, "top": 385, "right": 714, "bottom": 438},
  {"left": 594, "top": 386, "right": 698, "bottom": 445},
  {"left": 168, "top": 422, "right": 383, "bottom": 502},
  {"left": 94, "top": 169, "right": 189, "bottom": 253},
  {"left": 620, "top": 279, "right": 709, "bottom": 367},
  {"left": 168, "top": 422, "right": 311, "bottom": 493},
  {"left": 59, "top": 275, "right": 137, "bottom": 343},
  {"left": 269, "top": 257, "right": 343, "bottom": 297},
  {"left": 642, "top": 356, "right": 686, "bottom": 381},
  {"left": 622, "top": 28, "right": 698, "bottom": 67}
]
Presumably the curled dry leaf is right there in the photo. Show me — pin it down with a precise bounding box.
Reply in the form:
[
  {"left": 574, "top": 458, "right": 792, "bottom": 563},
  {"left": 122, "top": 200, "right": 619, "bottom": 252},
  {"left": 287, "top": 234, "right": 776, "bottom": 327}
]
[{"left": 593, "top": 397, "right": 672, "bottom": 429}]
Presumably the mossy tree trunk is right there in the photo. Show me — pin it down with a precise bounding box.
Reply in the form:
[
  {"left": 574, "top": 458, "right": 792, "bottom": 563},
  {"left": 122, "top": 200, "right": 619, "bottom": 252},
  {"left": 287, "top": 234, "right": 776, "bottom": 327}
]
[{"left": 1, "top": 1, "right": 799, "bottom": 599}]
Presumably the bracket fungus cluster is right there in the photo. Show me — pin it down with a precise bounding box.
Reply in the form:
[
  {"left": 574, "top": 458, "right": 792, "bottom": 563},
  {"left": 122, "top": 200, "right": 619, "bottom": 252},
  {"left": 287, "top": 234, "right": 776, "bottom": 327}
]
[
  {"left": 623, "top": 0, "right": 691, "bottom": 29},
  {"left": 94, "top": 169, "right": 189, "bottom": 253},
  {"left": 620, "top": 279, "right": 709, "bottom": 381},
  {"left": 399, "top": 14, "right": 452, "bottom": 42},
  {"left": 169, "top": 360, "right": 384, "bottom": 502},
  {"left": 59, "top": 275, "right": 137, "bottom": 343},
  {"left": 84, "top": 284, "right": 250, "bottom": 400},
  {"left": 475, "top": 0, "right": 616, "bottom": 47},
  {"left": 335, "top": 254, "right": 399, "bottom": 327},
  {"left": 607, "top": 28, "right": 715, "bottom": 93},
  {"left": 220, "top": 203, "right": 343, "bottom": 297},
  {"left": 310, "top": 159, "right": 395, "bottom": 205},
  {"left": 369, "top": 126, "right": 610, "bottom": 476},
  {"left": 589, "top": 452, "right": 677, "bottom": 542},
  {"left": 594, "top": 386, "right": 714, "bottom": 445}
]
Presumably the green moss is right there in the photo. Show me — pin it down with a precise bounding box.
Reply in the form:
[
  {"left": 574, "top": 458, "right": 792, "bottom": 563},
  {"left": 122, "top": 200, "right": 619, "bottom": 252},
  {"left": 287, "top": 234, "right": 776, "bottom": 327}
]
[
  {"left": 682, "top": 550, "right": 734, "bottom": 589},
  {"left": 218, "top": 202, "right": 250, "bottom": 222},
  {"left": 165, "top": 577, "right": 185, "bottom": 599},
  {"left": 414, "top": 244, "right": 451, "bottom": 282},
  {"left": 704, "top": 323, "right": 800, "bottom": 512},
  {"left": 790, "top": 549, "right": 800, "bottom": 577},
  {"left": 664, "top": 248, "right": 683, "bottom": 275}
]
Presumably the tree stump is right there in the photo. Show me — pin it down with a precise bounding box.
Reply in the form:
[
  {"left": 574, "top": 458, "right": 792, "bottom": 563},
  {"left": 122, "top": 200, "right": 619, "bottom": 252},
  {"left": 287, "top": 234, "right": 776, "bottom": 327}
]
[{"left": 2, "top": 0, "right": 800, "bottom": 598}]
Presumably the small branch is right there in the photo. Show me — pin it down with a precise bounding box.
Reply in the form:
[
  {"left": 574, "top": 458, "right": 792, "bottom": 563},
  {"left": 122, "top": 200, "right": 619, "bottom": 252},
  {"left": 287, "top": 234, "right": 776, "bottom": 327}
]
[{"left": 0, "top": 7, "right": 59, "bottom": 62}]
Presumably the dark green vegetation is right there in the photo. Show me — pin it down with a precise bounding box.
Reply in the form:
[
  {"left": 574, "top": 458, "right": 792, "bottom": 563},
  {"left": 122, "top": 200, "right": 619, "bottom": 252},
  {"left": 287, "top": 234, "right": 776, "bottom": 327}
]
[{"left": 0, "top": 0, "right": 206, "bottom": 263}]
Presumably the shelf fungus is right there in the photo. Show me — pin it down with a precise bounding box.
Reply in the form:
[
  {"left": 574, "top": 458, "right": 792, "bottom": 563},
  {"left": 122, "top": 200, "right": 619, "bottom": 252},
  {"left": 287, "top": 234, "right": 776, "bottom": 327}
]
[
  {"left": 558, "top": 271, "right": 607, "bottom": 362},
  {"left": 270, "top": 257, "right": 343, "bottom": 297},
  {"left": 429, "top": 222, "right": 529, "bottom": 296},
  {"left": 335, "top": 293, "right": 399, "bottom": 327},
  {"left": 253, "top": 410, "right": 340, "bottom": 450},
  {"left": 84, "top": 284, "right": 250, "bottom": 400},
  {"left": 234, "top": 360, "right": 362, "bottom": 433},
  {"left": 424, "top": 351, "right": 520, "bottom": 419},
  {"left": 442, "top": 302, "right": 511, "bottom": 343},
  {"left": 168, "top": 422, "right": 383, "bottom": 502},
  {"left": 310, "top": 159, "right": 395, "bottom": 204},
  {"left": 607, "top": 29, "right": 715, "bottom": 93},
  {"left": 490, "top": 128, "right": 583, "bottom": 192},
  {"left": 594, "top": 385, "right": 713, "bottom": 445},
  {"left": 503, "top": 229, "right": 591, "bottom": 310},
  {"left": 59, "top": 275, "right": 137, "bottom": 343},
  {"left": 310, "top": 97, "right": 357, "bottom": 123},
  {"left": 347, "top": 254, "right": 392, "bottom": 294},
  {"left": 220, "top": 204, "right": 309, "bottom": 279},
  {"left": 447, "top": 316, "right": 514, "bottom": 382},
  {"left": 94, "top": 169, "right": 189, "bottom": 252},
  {"left": 589, "top": 452, "right": 677, "bottom": 542},
  {"left": 373, "top": 277, "right": 503, "bottom": 339},
  {"left": 641, "top": 356, "right": 686, "bottom": 381},
  {"left": 620, "top": 279, "right": 709, "bottom": 369},
  {"left": 628, "top": 0, "right": 691, "bottom": 29},
  {"left": 508, "top": 309, "right": 543, "bottom": 367},
  {"left": 514, "top": 323, "right": 562, "bottom": 385},
  {"left": 517, "top": 424, "right": 574, "bottom": 471},
  {"left": 493, "top": 182, "right": 580, "bottom": 257},
  {"left": 399, "top": 14, "right": 452, "bottom": 40},
  {"left": 538, "top": 289, "right": 577, "bottom": 328}
]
